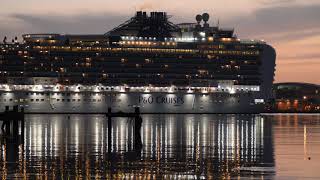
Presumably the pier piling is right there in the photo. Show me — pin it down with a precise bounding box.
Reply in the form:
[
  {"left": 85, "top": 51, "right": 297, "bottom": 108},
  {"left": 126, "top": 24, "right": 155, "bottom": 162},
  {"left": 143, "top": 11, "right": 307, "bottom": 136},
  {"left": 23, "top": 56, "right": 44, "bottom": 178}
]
[
  {"left": 0, "top": 105, "right": 25, "bottom": 141},
  {"left": 106, "top": 107, "right": 143, "bottom": 152}
]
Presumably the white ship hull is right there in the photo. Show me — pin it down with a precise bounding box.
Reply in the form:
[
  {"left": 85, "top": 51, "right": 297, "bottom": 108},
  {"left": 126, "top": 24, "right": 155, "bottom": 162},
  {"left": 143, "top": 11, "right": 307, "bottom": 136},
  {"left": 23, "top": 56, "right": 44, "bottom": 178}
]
[{"left": 0, "top": 91, "right": 265, "bottom": 113}]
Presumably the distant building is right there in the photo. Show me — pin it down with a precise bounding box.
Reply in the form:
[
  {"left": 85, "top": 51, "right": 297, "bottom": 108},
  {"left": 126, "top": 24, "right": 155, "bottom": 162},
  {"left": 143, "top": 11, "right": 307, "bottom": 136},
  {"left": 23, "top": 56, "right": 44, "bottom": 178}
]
[{"left": 272, "top": 83, "right": 320, "bottom": 112}]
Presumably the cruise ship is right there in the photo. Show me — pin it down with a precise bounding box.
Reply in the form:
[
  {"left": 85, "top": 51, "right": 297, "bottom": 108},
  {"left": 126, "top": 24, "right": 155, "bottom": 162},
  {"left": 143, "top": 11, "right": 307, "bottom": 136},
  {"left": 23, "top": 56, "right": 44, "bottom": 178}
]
[{"left": 0, "top": 11, "right": 276, "bottom": 113}]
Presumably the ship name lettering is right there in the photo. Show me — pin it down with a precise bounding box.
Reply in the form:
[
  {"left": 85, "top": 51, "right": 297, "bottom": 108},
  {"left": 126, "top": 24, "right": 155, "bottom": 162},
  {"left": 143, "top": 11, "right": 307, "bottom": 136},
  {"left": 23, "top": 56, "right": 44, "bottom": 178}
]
[{"left": 139, "top": 96, "right": 184, "bottom": 105}]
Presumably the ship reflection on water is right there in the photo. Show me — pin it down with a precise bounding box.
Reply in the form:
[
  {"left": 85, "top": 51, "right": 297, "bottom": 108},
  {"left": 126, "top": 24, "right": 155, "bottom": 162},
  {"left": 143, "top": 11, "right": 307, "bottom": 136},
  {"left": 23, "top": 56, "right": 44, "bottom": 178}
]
[{"left": 0, "top": 114, "right": 274, "bottom": 179}]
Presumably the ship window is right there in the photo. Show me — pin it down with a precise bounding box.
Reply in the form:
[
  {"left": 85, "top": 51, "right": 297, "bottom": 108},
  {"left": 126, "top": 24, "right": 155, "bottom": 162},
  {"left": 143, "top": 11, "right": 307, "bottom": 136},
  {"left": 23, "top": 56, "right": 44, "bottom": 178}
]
[
  {"left": 31, "top": 99, "right": 34, "bottom": 102},
  {"left": 9, "top": 99, "right": 12, "bottom": 101},
  {"left": 41, "top": 99, "right": 44, "bottom": 101},
  {"left": 62, "top": 99, "right": 65, "bottom": 102},
  {"left": 121, "top": 58, "right": 127, "bottom": 63},
  {"left": 36, "top": 99, "right": 39, "bottom": 101},
  {"left": 72, "top": 99, "right": 76, "bottom": 101},
  {"left": 78, "top": 99, "right": 80, "bottom": 102}
]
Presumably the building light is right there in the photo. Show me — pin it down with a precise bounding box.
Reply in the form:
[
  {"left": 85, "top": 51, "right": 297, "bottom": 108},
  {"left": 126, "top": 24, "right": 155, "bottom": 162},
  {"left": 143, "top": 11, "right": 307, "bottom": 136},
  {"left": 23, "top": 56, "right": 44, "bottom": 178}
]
[
  {"left": 120, "top": 87, "right": 125, "bottom": 92},
  {"left": 255, "top": 99, "right": 264, "bottom": 104},
  {"left": 229, "top": 88, "right": 236, "bottom": 94},
  {"left": 199, "top": 32, "right": 206, "bottom": 37},
  {"left": 168, "top": 86, "right": 174, "bottom": 93}
]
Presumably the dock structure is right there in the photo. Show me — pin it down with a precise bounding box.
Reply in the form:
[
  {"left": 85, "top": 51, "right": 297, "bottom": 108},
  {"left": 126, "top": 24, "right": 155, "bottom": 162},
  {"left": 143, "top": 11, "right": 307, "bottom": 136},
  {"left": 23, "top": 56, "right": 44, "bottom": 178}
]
[
  {"left": 106, "top": 107, "right": 143, "bottom": 152},
  {"left": 0, "top": 106, "right": 25, "bottom": 141}
]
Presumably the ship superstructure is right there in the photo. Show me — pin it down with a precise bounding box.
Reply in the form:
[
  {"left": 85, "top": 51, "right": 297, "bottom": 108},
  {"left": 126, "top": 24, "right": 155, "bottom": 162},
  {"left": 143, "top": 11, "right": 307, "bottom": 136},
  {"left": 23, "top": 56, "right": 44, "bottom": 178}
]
[{"left": 0, "top": 11, "right": 276, "bottom": 113}]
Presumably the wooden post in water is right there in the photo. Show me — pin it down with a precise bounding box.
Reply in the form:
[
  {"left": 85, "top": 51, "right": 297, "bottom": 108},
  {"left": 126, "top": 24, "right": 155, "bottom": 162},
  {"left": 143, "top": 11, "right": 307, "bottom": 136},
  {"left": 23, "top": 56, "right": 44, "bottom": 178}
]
[
  {"left": 20, "top": 107, "right": 25, "bottom": 139},
  {"left": 2, "top": 106, "right": 10, "bottom": 135},
  {"left": 134, "top": 107, "right": 142, "bottom": 150},
  {"left": 11, "top": 106, "right": 19, "bottom": 137},
  {"left": 107, "top": 107, "right": 112, "bottom": 153},
  {"left": 0, "top": 106, "right": 25, "bottom": 140}
]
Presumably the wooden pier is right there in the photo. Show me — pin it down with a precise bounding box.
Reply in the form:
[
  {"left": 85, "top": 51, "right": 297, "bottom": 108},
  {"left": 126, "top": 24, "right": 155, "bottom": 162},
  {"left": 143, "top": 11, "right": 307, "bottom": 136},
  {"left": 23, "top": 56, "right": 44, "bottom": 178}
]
[
  {"left": 106, "top": 107, "right": 143, "bottom": 152},
  {"left": 0, "top": 106, "right": 25, "bottom": 141}
]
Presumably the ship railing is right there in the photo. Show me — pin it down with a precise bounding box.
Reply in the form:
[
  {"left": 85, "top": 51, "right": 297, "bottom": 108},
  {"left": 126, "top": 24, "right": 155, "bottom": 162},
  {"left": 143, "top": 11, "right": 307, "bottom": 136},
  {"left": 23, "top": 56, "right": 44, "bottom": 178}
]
[
  {"left": 239, "top": 39, "right": 266, "bottom": 44},
  {"left": 0, "top": 84, "right": 261, "bottom": 94}
]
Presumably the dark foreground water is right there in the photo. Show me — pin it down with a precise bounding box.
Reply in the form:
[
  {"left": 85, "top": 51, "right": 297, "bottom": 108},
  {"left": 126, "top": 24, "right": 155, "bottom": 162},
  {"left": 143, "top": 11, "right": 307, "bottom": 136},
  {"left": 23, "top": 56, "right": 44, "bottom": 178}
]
[{"left": 0, "top": 114, "right": 320, "bottom": 179}]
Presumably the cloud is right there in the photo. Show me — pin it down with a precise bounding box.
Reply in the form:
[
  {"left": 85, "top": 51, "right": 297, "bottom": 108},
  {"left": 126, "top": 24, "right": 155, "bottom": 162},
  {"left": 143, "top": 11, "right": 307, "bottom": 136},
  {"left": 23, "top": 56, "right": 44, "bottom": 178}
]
[
  {"left": 1, "top": 4, "right": 319, "bottom": 40},
  {"left": 258, "top": 0, "right": 296, "bottom": 6},
  {"left": 14, "top": 13, "right": 127, "bottom": 34},
  {"left": 222, "top": 4, "right": 320, "bottom": 42},
  {"left": 0, "top": 13, "right": 128, "bottom": 38},
  {"left": 136, "top": 0, "right": 157, "bottom": 11},
  {"left": 280, "top": 53, "right": 320, "bottom": 60}
]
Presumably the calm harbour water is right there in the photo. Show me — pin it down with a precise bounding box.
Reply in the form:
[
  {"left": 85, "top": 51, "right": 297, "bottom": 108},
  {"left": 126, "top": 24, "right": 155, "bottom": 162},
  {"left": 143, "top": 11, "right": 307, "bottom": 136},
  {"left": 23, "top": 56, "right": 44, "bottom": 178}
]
[{"left": 0, "top": 114, "right": 320, "bottom": 179}]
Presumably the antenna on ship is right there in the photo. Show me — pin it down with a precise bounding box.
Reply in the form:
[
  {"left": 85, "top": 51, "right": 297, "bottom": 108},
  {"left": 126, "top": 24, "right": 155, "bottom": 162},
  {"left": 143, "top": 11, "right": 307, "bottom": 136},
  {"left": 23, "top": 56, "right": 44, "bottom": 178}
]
[
  {"left": 2, "top": 36, "right": 7, "bottom": 44},
  {"left": 196, "top": 14, "right": 202, "bottom": 24},
  {"left": 202, "top": 13, "right": 210, "bottom": 30},
  {"left": 195, "top": 14, "right": 202, "bottom": 31}
]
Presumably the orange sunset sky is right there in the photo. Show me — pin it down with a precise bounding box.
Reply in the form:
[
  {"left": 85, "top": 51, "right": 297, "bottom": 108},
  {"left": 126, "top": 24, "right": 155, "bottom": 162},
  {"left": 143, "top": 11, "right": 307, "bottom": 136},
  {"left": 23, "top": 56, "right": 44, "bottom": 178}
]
[{"left": 0, "top": 0, "right": 319, "bottom": 84}]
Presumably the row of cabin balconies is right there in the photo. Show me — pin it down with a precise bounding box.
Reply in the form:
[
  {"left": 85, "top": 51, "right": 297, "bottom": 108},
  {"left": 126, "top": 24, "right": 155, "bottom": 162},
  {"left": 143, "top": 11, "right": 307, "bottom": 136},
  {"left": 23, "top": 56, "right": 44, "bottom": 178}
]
[
  {"left": 1, "top": 72, "right": 262, "bottom": 81},
  {"left": 2, "top": 71, "right": 262, "bottom": 83},
  {"left": 1, "top": 58, "right": 261, "bottom": 72},
  {"left": 2, "top": 48, "right": 261, "bottom": 64},
  {"left": 0, "top": 66, "right": 262, "bottom": 77},
  {"left": 3, "top": 47, "right": 261, "bottom": 60}
]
